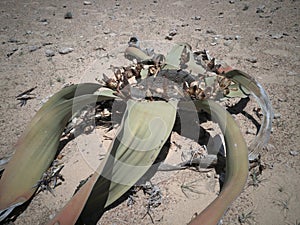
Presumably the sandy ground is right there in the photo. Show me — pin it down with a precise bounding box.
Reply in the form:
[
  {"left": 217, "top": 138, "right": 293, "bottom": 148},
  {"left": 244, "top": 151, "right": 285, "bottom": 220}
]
[{"left": 0, "top": 0, "right": 299, "bottom": 224}]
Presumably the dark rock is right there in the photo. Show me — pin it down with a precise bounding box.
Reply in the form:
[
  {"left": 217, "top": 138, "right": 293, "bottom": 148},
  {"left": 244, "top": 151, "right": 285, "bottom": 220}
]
[
  {"left": 246, "top": 57, "right": 258, "bottom": 63},
  {"left": 242, "top": 4, "right": 249, "bottom": 11},
  {"left": 64, "top": 12, "right": 73, "bottom": 19}
]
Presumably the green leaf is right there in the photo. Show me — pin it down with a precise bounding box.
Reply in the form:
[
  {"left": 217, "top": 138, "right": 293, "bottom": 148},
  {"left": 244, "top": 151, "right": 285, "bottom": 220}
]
[
  {"left": 48, "top": 99, "right": 178, "bottom": 225},
  {"left": 124, "top": 46, "right": 152, "bottom": 62},
  {"left": 224, "top": 83, "right": 249, "bottom": 98},
  {"left": 164, "top": 43, "right": 206, "bottom": 75},
  {"left": 179, "top": 100, "right": 248, "bottom": 225},
  {"left": 0, "top": 83, "right": 115, "bottom": 221},
  {"left": 224, "top": 70, "right": 273, "bottom": 159}
]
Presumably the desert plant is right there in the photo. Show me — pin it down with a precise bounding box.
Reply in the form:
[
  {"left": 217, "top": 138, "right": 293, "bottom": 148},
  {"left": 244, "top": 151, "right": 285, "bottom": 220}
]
[{"left": 0, "top": 41, "right": 273, "bottom": 225}]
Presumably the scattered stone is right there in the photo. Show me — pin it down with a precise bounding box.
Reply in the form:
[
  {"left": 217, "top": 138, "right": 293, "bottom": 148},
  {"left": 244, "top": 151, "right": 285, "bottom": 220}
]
[
  {"left": 246, "top": 57, "right": 257, "bottom": 63},
  {"left": 206, "top": 29, "right": 216, "bottom": 35},
  {"left": 25, "top": 30, "right": 33, "bottom": 35},
  {"left": 229, "top": 0, "right": 235, "bottom": 4},
  {"left": 192, "top": 16, "right": 201, "bottom": 20},
  {"left": 224, "top": 36, "right": 233, "bottom": 40},
  {"left": 37, "top": 18, "right": 49, "bottom": 25},
  {"left": 235, "top": 35, "right": 241, "bottom": 40},
  {"left": 195, "top": 28, "right": 201, "bottom": 31},
  {"left": 39, "top": 18, "right": 48, "bottom": 23},
  {"left": 64, "top": 12, "right": 73, "bottom": 19},
  {"left": 42, "top": 42, "right": 53, "bottom": 46},
  {"left": 115, "top": 2, "right": 120, "bottom": 6},
  {"left": 256, "top": 5, "right": 265, "bottom": 13},
  {"left": 58, "top": 47, "right": 74, "bottom": 54},
  {"left": 165, "top": 35, "right": 173, "bottom": 40},
  {"left": 28, "top": 45, "right": 40, "bottom": 52},
  {"left": 242, "top": 4, "right": 249, "bottom": 11},
  {"left": 83, "top": 1, "right": 92, "bottom": 5},
  {"left": 7, "top": 48, "right": 18, "bottom": 57},
  {"left": 218, "top": 12, "right": 224, "bottom": 18},
  {"left": 289, "top": 150, "right": 299, "bottom": 156},
  {"left": 168, "top": 28, "right": 177, "bottom": 36},
  {"left": 103, "top": 29, "right": 111, "bottom": 35},
  {"left": 45, "top": 49, "right": 55, "bottom": 57},
  {"left": 8, "top": 37, "right": 19, "bottom": 43},
  {"left": 270, "top": 34, "right": 283, "bottom": 39}
]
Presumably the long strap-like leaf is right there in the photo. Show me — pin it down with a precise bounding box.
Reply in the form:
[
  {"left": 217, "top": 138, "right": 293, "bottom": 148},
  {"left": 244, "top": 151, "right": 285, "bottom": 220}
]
[
  {"left": 47, "top": 99, "right": 178, "bottom": 225},
  {"left": 179, "top": 100, "right": 249, "bottom": 225},
  {"left": 224, "top": 70, "right": 273, "bottom": 159},
  {"left": 0, "top": 84, "right": 115, "bottom": 221}
]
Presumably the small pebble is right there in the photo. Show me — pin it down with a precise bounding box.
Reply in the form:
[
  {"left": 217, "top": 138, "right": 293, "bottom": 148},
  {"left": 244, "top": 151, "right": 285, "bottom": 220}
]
[
  {"left": 165, "top": 35, "right": 173, "bottom": 40},
  {"left": 289, "top": 150, "right": 299, "bottom": 156},
  {"left": 271, "top": 34, "right": 283, "bottom": 39},
  {"left": 28, "top": 45, "right": 40, "bottom": 52},
  {"left": 224, "top": 36, "right": 233, "bottom": 40},
  {"left": 25, "top": 30, "right": 33, "bottom": 35},
  {"left": 45, "top": 49, "right": 55, "bottom": 57},
  {"left": 59, "top": 47, "right": 74, "bottom": 54},
  {"left": 246, "top": 57, "right": 258, "bottom": 63},
  {"left": 83, "top": 1, "right": 92, "bottom": 5},
  {"left": 169, "top": 28, "right": 177, "bottom": 36},
  {"left": 206, "top": 29, "right": 216, "bottom": 35},
  {"left": 8, "top": 37, "right": 19, "bottom": 43},
  {"left": 64, "top": 12, "right": 73, "bottom": 19},
  {"left": 7, "top": 48, "right": 18, "bottom": 57},
  {"left": 103, "top": 29, "right": 111, "bottom": 35},
  {"left": 242, "top": 4, "right": 249, "bottom": 11},
  {"left": 39, "top": 18, "right": 48, "bottom": 23},
  {"left": 256, "top": 5, "right": 265, "bottom": 13},
  {"left": 192, "top": 16, "right": 201, "bottom": 20}
]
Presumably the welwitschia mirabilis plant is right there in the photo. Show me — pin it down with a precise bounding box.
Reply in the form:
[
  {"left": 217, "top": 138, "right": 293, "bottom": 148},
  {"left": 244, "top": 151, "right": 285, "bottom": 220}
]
[{"left": 0, "top": 40, "right": 273, "bottom": 224}]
